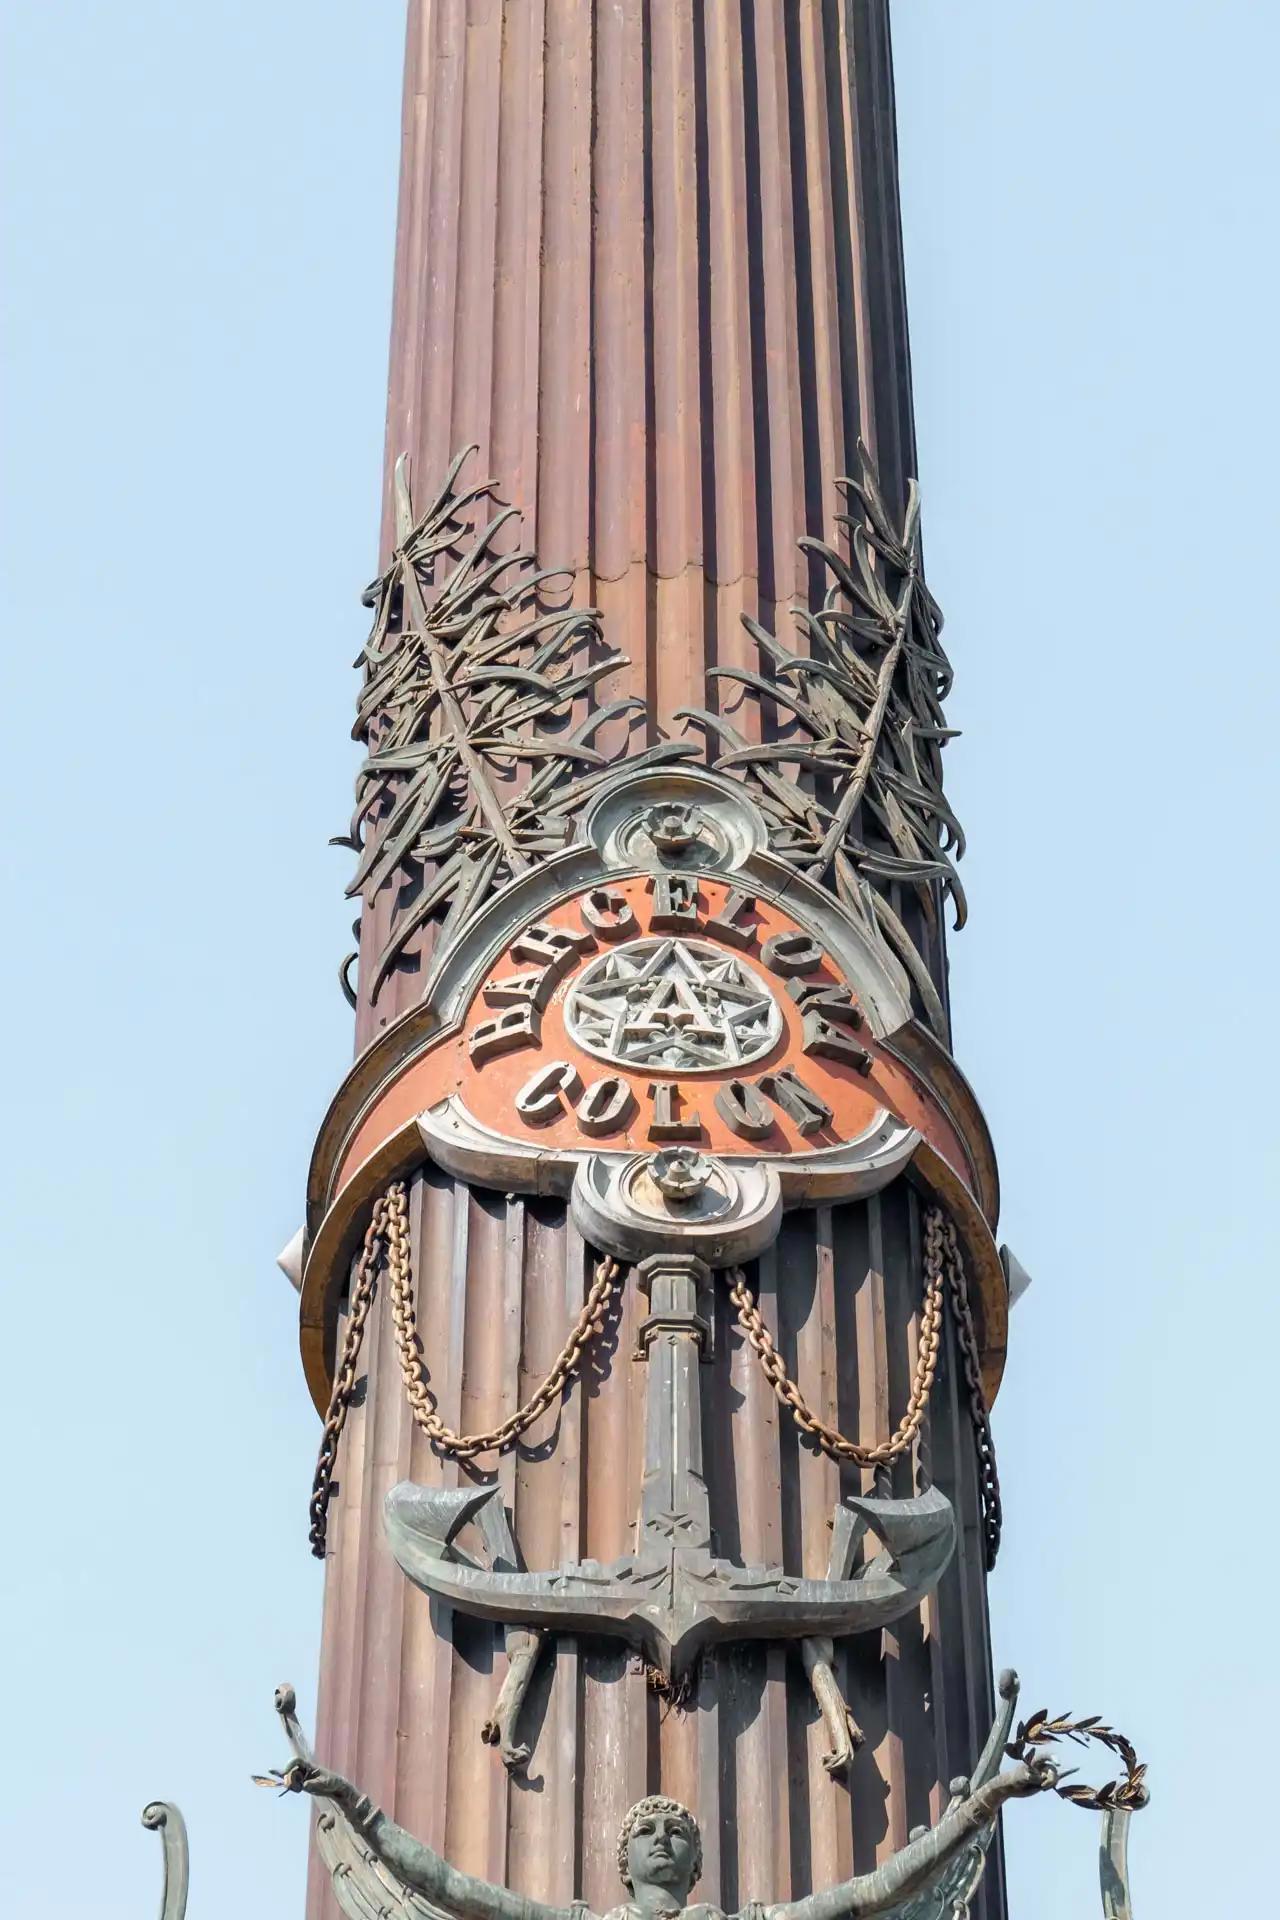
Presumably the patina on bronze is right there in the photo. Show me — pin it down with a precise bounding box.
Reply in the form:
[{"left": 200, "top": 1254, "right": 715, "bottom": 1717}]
[{"left": 267, "top": 1678, "right": 1058, "bottom": 1920}]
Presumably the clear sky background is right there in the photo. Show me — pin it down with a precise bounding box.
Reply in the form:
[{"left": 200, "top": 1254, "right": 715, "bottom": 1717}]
[{"left": 1, "top": 5, "right": 1276, "bottom": 1916}]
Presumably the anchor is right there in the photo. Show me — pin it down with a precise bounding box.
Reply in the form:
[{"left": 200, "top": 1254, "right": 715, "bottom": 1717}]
[{"left": 386, "top": 1252, "right": 955, "bottom": 1772}]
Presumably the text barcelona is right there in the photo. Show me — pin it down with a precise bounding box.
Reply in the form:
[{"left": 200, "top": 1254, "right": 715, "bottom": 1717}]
[{"left": 462, "top": 875, "right": 877, "bottom": 1153}]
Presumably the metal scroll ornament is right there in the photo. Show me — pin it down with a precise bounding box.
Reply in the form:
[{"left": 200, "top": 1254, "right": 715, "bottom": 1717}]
[{"left": 140, "top": 1802, "right": 189, "bottom": 1920}]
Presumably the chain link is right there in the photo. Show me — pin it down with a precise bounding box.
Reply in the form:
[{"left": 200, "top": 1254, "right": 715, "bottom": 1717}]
[
  {"left": 726, "top": 1204, "right": 1003, "bottom": 1571},
  {"left": 309, "top": 1181, "right": 620, "bottom": 1552},
  {"left": 309, "top": 1193, "right": 390, "bottom": 1558},
  {"left": 384, "top": 1179, "right": 621, "bottom": 1456},
  {"left": 725, "top": 1206, "right": 946, "bottom": 1467},
  {"left": 940, "top": 1215, "right": 1003, "bottom": 1570}
]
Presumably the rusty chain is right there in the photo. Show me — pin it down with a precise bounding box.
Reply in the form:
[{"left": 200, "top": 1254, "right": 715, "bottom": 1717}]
[
  {"left": 313, "top": 1188, "right": 1001, "bottom": 1569},
  {"left": 725, "top": 1206, "right": 946, "bottom": 1467},
  {"left": 1007, "top": 1710, "right": 1149, "bottom": 1815},
  {"left": 310, "top": 1181, "right": 620, "bottom": 1553},
  {"left": 309, "top": 1192, "right": 390, "bottom": 1558},
  {"left": 727, "top": 1206, "right": 1003, "bottom": 1569},
  {"left": 940, "top": 1214, "right": 1003, "bottom": 1570},
  {"left": 384, "top": 1180, "right": 621, "bottom": 1457}
]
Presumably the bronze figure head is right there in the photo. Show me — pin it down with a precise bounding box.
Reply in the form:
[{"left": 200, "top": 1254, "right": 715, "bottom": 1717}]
[{"left": 616, "top": 1796, "right": 703, "bottom": 1904}]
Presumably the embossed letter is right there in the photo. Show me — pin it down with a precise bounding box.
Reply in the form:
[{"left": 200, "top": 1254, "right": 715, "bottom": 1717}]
[
  {"left": 470, "top": 1005, "right": 540, "bottom": 1065},
  {"left": 761, "top": 930, "right": 826, "bottom": 977},
  {"left": 580, "top": 888, "right": 638, "bottom": 941},
  {"left": 801, "top": 1012, "right": 873, "bottom": 1075},
  {"left": 576, "top": 1076, "right": 636, "bottom": 1136},
  {"left": 787, "top": 979, "right": 864, "bottom": 1029},
  {"left": 510, "top": 922, "right": 595, "bottom": 973},
  {"left": 714, "top": 1078, "right": 775, "bottom": 1140},
  {"left": 484, "top": 968, "right": 556, "bottom": 1011},
  {"left": 515, "top": 1061, "right": 583, "bottom": 1125},
  {"left": 648, "top": 1081, "right": 703, "bottom": 1140},
  {"left": 758, "top": 1068, "right": 834, "bottom": 1135},
  {"left": 648, "top": 874, "right": 699, "bottom": 932},
  {"left": 706, "top": 889, "right": 758, "bottom": 950}
]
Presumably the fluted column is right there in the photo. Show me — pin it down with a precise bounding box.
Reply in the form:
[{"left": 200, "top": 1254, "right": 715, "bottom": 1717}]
[
  {"left": 354, "top": 0, "right": 948, "bottom": 1054},
  {"left": 309, "top": 8, "right": 1005, "bottom": 1920}
]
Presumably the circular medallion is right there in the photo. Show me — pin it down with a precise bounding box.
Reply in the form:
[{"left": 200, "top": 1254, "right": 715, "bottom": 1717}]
[{"left": 564, "top": 935, "right": 784, "bottom": 1072}]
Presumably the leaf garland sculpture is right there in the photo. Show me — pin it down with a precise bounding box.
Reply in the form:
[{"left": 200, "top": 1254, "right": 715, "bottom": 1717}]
[
  {"left": 678, "top": 441, "right": 965, "bottom": 1037},
  {"left": 338, "top": 449, "right": 695, "bottom": 1005}
]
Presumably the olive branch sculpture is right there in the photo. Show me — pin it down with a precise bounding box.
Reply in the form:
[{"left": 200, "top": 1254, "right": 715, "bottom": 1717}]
[
  {"left": 1006, "top": 1709, "right": 1149, "bottom": 1815},
  {"left": 678, "top": 442, "right": 965, "bottom": 1036},
  {"left": 338, "top": 448, "right": 694, "bottom": 1005}
]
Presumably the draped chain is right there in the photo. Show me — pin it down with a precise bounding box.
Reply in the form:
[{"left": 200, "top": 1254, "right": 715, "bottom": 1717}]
[
  {"left": 309, "top": 1180, "right": 620, "bottom": 1557},
  {"left": 726, "top": 1204, "right": 1003, "bottom": 1566},
  {"left": 939, "top": 1212, "right": 1003, "bottom": 1569},
  {"left": 725, "top": 1206, "right": 945, "bottom": 1469},
  {"left": 384, "top": 1181, "right": 621, "bottom": 1459},
  {"left": 308, "top": 1190, "right": 391, "bottom": 1557},
  {"left": 311, "top": 1186, "right": 1000, "bottom": 1569}
]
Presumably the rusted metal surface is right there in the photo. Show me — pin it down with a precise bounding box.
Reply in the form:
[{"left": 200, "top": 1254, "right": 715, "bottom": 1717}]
[{"left": 310, "top": 8, "right": 1008, "bottom": 1920}]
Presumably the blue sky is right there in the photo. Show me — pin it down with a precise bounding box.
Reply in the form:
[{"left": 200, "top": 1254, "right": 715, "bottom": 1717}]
[{"left": 2, "top": 5, "right": 1277, "bottom": 1916}]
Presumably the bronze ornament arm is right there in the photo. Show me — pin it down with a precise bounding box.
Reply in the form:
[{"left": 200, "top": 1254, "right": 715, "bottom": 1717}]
[
  {"left": 284, "top": 1758, "right": 577, "bottom": 1920},
  {"left": 771, "top": 1758, "right": 1055, "bottom": 1920}
]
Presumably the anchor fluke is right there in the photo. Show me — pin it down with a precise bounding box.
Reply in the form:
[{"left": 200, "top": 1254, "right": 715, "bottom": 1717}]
[
  {"left": 839, "top": 1483, "right": 956, "bottom": 1585},
  {"left": 385, "top": 1482, "right": 511, "bottom": 1566}
]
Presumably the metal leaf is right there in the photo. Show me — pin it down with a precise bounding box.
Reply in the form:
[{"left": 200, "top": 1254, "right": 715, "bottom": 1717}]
[
  {"left": 338, "top": 452, "right": 696, "bottom": 1002},
  {"left": 685, "top": 453, "right": 964, "bottom": 1034}
]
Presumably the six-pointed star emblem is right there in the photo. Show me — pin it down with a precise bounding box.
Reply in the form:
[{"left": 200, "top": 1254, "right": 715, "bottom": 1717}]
[{"left": 565, "top": 936, "right": 783, "bottom": 1071}]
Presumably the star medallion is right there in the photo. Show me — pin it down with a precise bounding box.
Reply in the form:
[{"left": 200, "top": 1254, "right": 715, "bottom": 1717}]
[{"left": 565, "top": 937, "right": 783, "bottom": 1071}]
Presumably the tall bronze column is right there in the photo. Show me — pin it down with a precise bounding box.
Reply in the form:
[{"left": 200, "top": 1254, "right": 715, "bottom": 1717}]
[{"left": 297, "top": 7, "right": 1015, "bottom": 1920}]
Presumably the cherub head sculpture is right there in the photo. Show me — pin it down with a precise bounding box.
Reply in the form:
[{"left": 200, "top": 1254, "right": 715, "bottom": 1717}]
[{"left": 616, "top": 1796, "right": 703, "bottom": 1905}]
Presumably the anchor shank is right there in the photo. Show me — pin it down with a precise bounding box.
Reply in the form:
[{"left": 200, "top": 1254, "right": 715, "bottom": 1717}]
[{"left": 634, "top": 1256, "right": 713, "bottom": 1560}]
